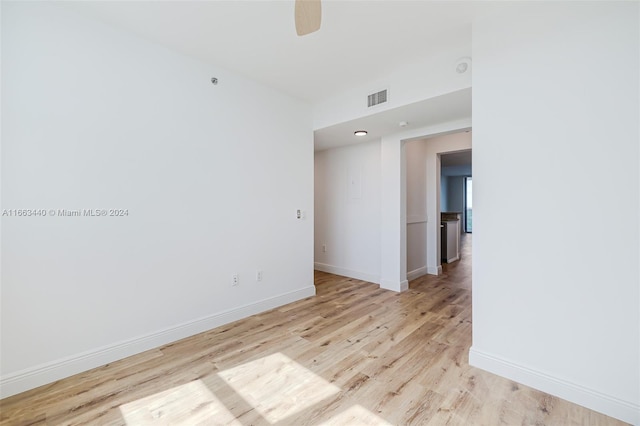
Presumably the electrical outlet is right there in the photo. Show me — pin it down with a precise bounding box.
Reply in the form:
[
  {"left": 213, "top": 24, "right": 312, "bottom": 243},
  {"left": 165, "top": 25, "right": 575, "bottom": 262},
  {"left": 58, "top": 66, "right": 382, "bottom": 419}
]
[
  {"left": 232, "top": 274, "right": 239, "bottom": 286},
  {"left": 256, "top": 270, "right": 263, "bottom": 282},
  {"left": 322, "top": 244, "right": 327, "bottom": 253}
]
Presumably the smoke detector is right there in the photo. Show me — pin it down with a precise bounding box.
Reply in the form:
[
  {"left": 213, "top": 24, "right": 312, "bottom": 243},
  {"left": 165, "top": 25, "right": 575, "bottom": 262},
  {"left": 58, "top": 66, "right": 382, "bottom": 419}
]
[{"left": 455, "top": 57, "right": 472, "bottom": 74}]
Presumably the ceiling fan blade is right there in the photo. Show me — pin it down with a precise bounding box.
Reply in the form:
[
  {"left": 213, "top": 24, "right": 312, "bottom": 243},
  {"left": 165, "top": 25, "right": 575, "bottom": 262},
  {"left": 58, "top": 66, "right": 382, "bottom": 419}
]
[{"left": 295, "top": 0, "right": 321, "bottom": 36}]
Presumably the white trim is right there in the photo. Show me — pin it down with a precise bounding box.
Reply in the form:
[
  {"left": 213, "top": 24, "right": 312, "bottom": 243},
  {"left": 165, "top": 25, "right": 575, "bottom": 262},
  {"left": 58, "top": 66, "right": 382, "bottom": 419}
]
[
  {"left": 380, "top": 279, "right": 409, "bottom": 293},
  {"left": 469, "top": 347, "right": 640, "bottom": 425},
  {"left": 427, "top": 265, "right": 443, "bottom": 275},
  {"left": 407, "top": 266, "right": 428, "bottom": 281},
  {"left": 314, "top": 262, "right": 380, "bottom": 284},
  {"left": 446, "top": 255, "right": 460, "bottom": 263},
  {"left": 0, "top": 286, "right": 316, "bottom": 399}
]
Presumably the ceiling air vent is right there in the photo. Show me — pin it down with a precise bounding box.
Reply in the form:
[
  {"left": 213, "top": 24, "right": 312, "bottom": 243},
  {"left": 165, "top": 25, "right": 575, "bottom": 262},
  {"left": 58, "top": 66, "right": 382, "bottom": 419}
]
[{"left": 367, "top": 89, "right": 388, "bottom": 108}]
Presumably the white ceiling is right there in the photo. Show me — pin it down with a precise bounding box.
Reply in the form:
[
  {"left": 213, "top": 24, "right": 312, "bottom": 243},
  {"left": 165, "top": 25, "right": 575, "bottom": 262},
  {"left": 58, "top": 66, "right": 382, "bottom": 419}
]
[
  {"left": 68, "top": 1, "right": 487, "bottom": 150},
  {"left": 314, "top": 88, "right": 471, "bottom": 151},
  {"left": 70, "top": 1, "right": 490, "bottom": 104}
]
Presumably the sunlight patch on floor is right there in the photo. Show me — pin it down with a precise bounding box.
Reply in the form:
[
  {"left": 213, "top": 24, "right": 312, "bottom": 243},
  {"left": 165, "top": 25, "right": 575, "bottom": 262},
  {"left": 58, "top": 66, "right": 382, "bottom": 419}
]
[
  {"left": 318, "top": 404, "right": 393, "bottom": 425},
  {"left": 119, "top": 380, "right": 241, "bottom": 425},
  {"left": 217, "top": 352, "right": 340, "bottom": 423}
]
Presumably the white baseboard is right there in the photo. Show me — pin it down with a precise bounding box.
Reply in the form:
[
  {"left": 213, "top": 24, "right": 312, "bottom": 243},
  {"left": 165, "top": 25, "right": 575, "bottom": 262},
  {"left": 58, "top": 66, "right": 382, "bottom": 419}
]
[
  {"left": 380, "top": 279, "right": 409, "bottom": 293},
  {"left": 427, "top": 265, "right": 443, "bottom": 275},
  {"left": 407, "top": 266, "right": 428, "bottom": 281},
  {"left": 446, "top": 255, "right": 460, "bottom": 263},
  {"left": 314, "top": 262, "right": 379, "bottom": 284},
  {"left": 469, "top": 347, "right": 639, "bottom": 425},
  {"left": 0, "top": 286, "right": 316, "bottom": 399}
]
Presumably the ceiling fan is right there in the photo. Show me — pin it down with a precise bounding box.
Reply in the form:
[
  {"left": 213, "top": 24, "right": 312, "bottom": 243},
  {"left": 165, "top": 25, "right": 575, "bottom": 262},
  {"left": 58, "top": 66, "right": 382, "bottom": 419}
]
[{"left": 295, "top": 0, "right": 322, "bottom": 36}]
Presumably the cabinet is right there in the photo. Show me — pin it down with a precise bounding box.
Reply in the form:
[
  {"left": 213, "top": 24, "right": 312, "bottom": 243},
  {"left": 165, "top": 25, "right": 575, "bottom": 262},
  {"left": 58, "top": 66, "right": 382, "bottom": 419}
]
[{"left": 441, "top": 220, "right": 460, "bottom": 263}]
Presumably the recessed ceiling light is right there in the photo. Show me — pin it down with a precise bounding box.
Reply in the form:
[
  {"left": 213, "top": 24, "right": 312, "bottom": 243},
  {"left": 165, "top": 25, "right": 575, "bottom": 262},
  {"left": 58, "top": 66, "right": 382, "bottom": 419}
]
[
  {"left": 354, "top": 130, "right": 368, "bottom": 136},
  {"left": 399, "top": 121, "right": 408, "bottom": 127}
]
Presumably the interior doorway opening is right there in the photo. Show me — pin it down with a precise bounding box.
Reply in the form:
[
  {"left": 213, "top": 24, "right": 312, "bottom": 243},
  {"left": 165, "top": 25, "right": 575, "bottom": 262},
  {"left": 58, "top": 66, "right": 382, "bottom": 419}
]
[{"left": 405, "top": 134, "right": 471, "bottom": 282}]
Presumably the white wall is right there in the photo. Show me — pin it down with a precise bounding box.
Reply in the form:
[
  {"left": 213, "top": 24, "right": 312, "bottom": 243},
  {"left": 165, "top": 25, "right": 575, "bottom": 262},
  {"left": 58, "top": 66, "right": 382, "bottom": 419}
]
[
  {"left": 446, "top": 176, "right": 465, "bottom": 213},
  {"left": 406, "top": 141, "right": 428, "bottom": 278},
  {"left": 440, "top": 176, "right": 449, "bottom": 212},
  {"left": 314, "top": 141, "right": 381, "bottom": 284},
  {"left": 418, "top": 133, "right": 472, "bottom": 275},
  {"left": 470, "top": 2, "right": 639, "bottom": 424},
  {"left": 314, "top": 126, "right": 471, "bottom": 290},
  {"left": 1, "top": 2, "right": 314, "bottom": 396},
  {"left": 442, "top": 164, "right": 472, "bottom": 232},
  {"left": 378, "top": 121, "right": 471, "bottom": 292},
  {"left": 403, "top": 133, "right": 472, "bottom": 279},
  {"left": 442, "top": 164, "right": 472, "bottom": 177},
  {"left": 446, "top": 176, "right": 465, "bottom": 227}
]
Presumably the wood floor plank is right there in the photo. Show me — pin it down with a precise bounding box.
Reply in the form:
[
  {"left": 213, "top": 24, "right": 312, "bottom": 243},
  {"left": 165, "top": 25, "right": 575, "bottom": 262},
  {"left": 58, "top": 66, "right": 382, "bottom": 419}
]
[{"left": 0, "top": 235, "right": 628, "bottom": 425}]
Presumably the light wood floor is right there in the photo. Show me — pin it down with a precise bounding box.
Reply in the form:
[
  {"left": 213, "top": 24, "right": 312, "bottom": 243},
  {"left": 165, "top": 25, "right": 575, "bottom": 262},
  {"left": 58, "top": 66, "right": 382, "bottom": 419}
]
[{"left": 0, "top": 235, "right": 627, "bottom": 425}]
